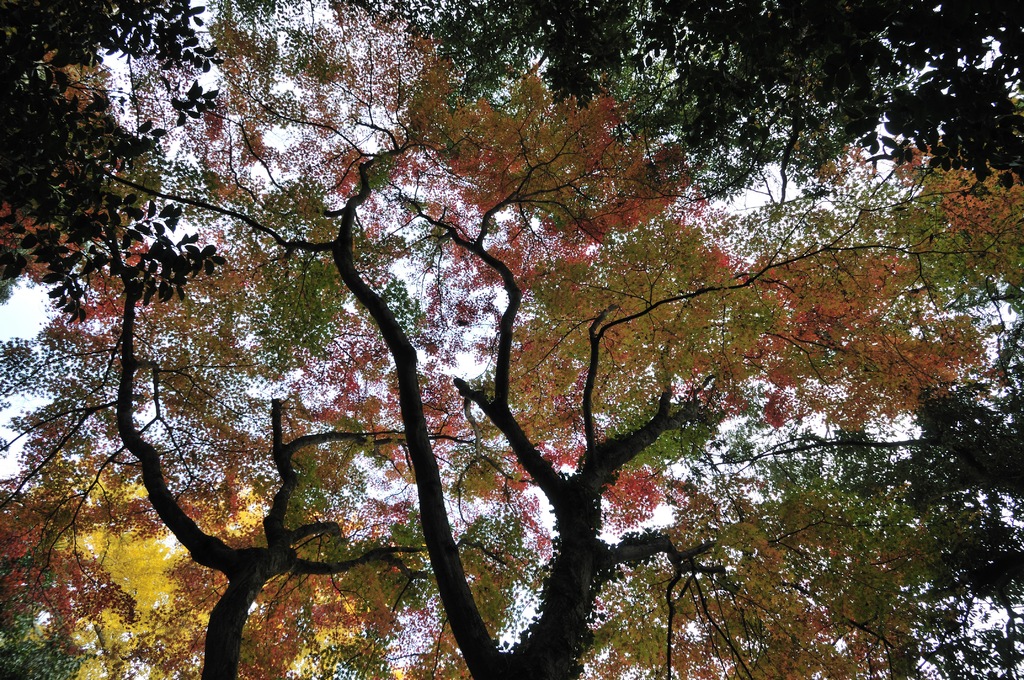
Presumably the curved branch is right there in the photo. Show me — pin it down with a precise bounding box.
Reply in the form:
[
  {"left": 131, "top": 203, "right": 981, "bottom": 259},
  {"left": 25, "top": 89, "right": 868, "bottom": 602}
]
[
  {"left": 725, "top": 433, "right": 926, "bottom": 466},
  {"left": 288, "top": 521, "right": 342, "bottom": 544},
  {"left": 664, "top": 566, "right": 691, "bottom": 680},
  {"left": 114, "top": 280, "right": 238, "bottom": 574},
  {"left": 412, "top": 207, "right": 566, "bottom": 498},
  {"left": 108, "top": 173, "right": 332, "bottom": 254},
  {"left": 583, "top": 385, "right": 712, "bottom": 490},
  {"left": 281, "top": 430, "right": 369, "bottom": 458},
  {"left": 330, "top": 160, "right": 500, "bottom": 673},
  {"left": 603, "top": 533, "right": 720, "bottom": 573},
  {"left": 265, "top": 399, "right": 393, "bottom": 543},
  {"left": 264, "top": 398, "right": 294, "bottom": 543},
  {"left": 454, "top": 378, "right": 563, "bottom": 498},
  {"left": 293, "top": 546, "right": 422, "bottom": 575},
  {"left": 413, "top": 209, "right": 522, "bottom": 403},
  {"left": 596, "top": 235, "right": 947, "bottom": 344}
]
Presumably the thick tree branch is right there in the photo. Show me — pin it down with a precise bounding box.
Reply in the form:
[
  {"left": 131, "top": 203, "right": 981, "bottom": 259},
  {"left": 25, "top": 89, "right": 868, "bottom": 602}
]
[
  {"left": 603, "top": 533, "right": 721, "bottom": 573},
  {"left": 114, "top": 280, "right": 238, "bottom": 574},
  {"left": 583, "top": 386, "right": 711, "bottom": 491},
  {"left": 413, "top": 208, "right": 567, "bottom": 501},
  {"left": 264, "top": 398, "right": 293, "bottom": 543},
  {"left": 281, "top": 430, "right": 369, "bottom": 458},
  {"left": 293, "top": 546, "right": 422, "bottom": 575},
  {"left": 454, "top": 378, "right": 564, "bottom": 499},
  {"left": 288, "top": 521, "right": 342, "bottom": 544},
  {"left": 330, "top": 159, "right": 500, "bottom": 673}
]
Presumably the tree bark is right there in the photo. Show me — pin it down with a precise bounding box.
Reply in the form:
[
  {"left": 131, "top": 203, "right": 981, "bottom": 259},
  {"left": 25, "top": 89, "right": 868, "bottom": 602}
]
[
  {"left": 202, "top": 548, "right": 294, "bottom": 680},
  {"left": 508, "top": 507, "right": 603, "bottom": 679}
]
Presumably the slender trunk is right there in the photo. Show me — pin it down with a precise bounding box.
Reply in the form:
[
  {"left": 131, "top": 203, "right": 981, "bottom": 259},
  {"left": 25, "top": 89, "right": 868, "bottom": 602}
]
[{"left": 330, "top": 164, "right": 499, "bottom": 675}]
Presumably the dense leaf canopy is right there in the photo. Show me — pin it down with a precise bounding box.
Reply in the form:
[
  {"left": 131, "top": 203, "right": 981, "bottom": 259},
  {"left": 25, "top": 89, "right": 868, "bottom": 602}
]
[
  {"left": 0, "top": 0, "right": 220, "bottom": 316},
  {"left": 2, "top": 1, "right": 1024, "bottom": 679},
  {"left": 381, "top": 0, "right": 1024, "bottom": 192}
]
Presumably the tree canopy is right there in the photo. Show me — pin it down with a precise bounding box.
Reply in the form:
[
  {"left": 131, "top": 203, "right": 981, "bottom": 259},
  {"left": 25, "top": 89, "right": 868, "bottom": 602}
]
[
  {"left": 1, "top": 0, "right": 219, "bottom": 316},
  {"left": 383, "top": 0, "right": 1024, "bottom": 193},
  {"left": 2, "top": 1, "right": 1024, "bottom": 679}
]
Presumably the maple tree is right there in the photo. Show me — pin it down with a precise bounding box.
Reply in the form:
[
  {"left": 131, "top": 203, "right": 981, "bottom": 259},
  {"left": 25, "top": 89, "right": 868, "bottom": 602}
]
[
  {"left": 706, "top": 166, "right": 1024, "bottom": 678},
  {"left": 3, "top": 2, "right": 1024, "bottom": 679}
]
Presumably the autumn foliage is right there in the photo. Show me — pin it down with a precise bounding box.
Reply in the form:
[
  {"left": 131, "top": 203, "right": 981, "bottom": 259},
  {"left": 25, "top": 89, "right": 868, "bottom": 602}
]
[{"left": 2, "top": 3, "right": 1024, "bottom": 679}]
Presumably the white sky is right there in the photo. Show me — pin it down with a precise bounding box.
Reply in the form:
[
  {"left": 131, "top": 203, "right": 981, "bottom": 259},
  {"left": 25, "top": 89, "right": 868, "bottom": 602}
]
[
  {"left": 0, "top": 283, "right": 50, "bottom": 341},
  {"left": 0, "top": 283, "right": 53, "bottom": 478}
]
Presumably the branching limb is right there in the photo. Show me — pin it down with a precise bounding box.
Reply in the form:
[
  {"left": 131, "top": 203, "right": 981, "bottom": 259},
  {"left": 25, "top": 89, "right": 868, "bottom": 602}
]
[
  {"left": 330, "top": 159, "right": 500, "bottom": 673},
  {"left": 113, "top": 277, "right": 238, "bottom": 574},
  {"left": 664, "top": 566, "right": 692, "bottom": 680},
  {"left": 266, "top": 401, "right": 391, "bottom": 544},
  {"left": 599, "top": 533, "right": 723, "bottom": 679},
  {"left": 264, "top": 398, "right": 294, "bottom": 543},
  {"left": 454, "top": 378, "right": 563, "bottom": 499},
  {"left": 584, "top": 381, "right": 712, "bottom": 491},
  {"left": 413, "top": 208, "right": 521, "bottom": 403},
  {"left": 458, "top": 538, "right": 510, "bottom": 568},
  {"left": 410, "top": 205, "right": 569, "bottom": 501},
  {"left": 108, "top": 173, "right": 332, "bottom": 254},
  {"left": 724, "top": 433, "right": 925, "bottom": 466},
  {"left": 293, "top": 546, "right": 422, "bottom": 576},
  {"left": 597, "top": 233, "right": 945, "bottom": 344},
  {"left": 692, "top": 575, "right": 754, "bottom": 679},
  {"left": 602, "top": 533, "right": 720, "bottom": 573},
  {"left": 583, "top": 305, "right": 618, "bottom": 457}
]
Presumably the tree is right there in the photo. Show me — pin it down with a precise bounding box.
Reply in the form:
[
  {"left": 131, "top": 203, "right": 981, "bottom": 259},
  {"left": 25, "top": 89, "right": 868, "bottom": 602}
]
[
  {"left": 3, "top": 3, "right": 1023, "bottom": 679},
  {"left": 1, "top": 0, "right": 221, "bottom": 316},
  {"left": 379, "top": 0, "right": 1024, "bottom": 193},
  {"left": 738, "top": 370, "right": 1024, "bottom": 679},
  {"left": 720, "top": 168, "right": 1024, "bottom": 678}
]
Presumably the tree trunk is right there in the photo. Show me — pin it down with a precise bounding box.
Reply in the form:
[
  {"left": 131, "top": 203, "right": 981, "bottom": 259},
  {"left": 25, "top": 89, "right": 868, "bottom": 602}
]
[
  {"left": 201, "top": 548, "right": 292, "bottom": 680},
  {"left": 498, "top": 493, "right": 604, "bottom": 680}
]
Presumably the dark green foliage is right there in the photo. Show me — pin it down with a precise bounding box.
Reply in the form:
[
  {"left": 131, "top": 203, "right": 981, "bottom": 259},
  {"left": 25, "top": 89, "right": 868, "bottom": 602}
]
[
  {"left": 376, "top": 0, "right": 1024, "bottom": 193},
  {"left": 905, "top": 316, "right": 1024, "bottom": 600},
  {"left": 760, "top": 339, "right": 1024, "bottom": 678},
  {"left": 905, "top": 365, "right": 1024, "bottom": 677},
  {"left": 0, "top": 0, "right": 221, "bottom": 316},
  {"left": 0, "top": 560, "right": 81, "bottom": 680},
  {"left": 0, "top": 614, "right": 81, "bottom": 680}
]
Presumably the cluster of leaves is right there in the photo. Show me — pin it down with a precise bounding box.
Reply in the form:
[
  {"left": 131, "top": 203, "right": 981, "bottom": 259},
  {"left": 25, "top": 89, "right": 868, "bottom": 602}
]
[
  {"left": 377, "top": 0, "right": 1024, "bottom": 193},
  {"left": 0, "top": 561, "right": 81, "bottom": 680},
  {"left": 746, "top": 368, "right": 1024, "bottom": 679},
  {"left": 0, "top": 0, "right": 222, "bottom": 316},
  {"left": 0, "top": 225, "right": 424, "bottom": 677},
  {"left": 716, "top": 171, "right": 1024, "bottom": 679}
]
